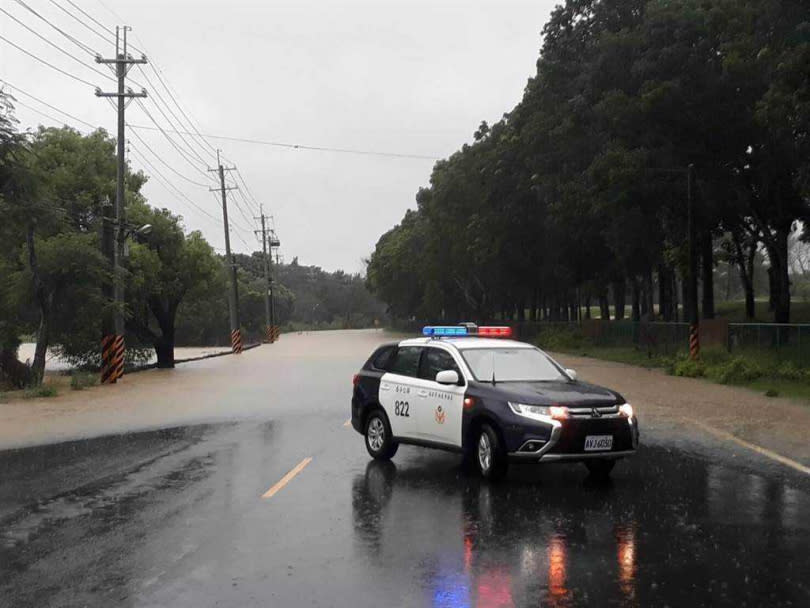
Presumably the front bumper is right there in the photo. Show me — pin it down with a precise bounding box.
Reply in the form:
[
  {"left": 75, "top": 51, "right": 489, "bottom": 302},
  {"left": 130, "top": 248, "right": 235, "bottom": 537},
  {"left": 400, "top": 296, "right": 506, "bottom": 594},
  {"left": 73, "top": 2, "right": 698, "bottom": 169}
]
[{"left": 508, "top": 415, "right": 639, "bottom": 462}]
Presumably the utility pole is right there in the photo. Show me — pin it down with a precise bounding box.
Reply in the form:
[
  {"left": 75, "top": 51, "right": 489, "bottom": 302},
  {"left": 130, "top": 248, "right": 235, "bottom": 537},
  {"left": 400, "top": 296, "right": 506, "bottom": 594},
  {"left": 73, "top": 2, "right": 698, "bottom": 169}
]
[
  {"left": 687, "top": 163, "right": 700, "bottom": 360},
  {"left": 95, "top": 26, "right": 147, "bottom": 384},
  {"left": 255, "top": 208, "right": 281, "bottom": 343},
  {"left": 209, "top": 151, "right": 242, "bottom": 353},
  {"left": 256, "top": 206, "right": 272, "bottom": 341}
]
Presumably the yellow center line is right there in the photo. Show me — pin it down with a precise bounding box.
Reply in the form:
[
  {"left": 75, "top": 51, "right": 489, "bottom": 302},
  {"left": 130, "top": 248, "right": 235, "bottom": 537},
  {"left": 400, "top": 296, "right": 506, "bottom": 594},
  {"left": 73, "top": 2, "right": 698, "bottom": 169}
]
[
  {"left": 261, "top": 457, "right": 313, "bottom": 499},
  {"left": 691, "top": 420, "right": 810, "bottom": 475},
  {"left": 343, "top": 418, "right": 351, "bottom": 427}
]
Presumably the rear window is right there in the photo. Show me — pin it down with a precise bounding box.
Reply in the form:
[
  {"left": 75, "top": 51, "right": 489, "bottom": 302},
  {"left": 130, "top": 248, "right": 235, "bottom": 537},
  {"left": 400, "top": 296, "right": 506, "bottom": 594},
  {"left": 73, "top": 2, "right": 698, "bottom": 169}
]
[
  {"left": 386, "top": 346, "right": 422, "bottom": 377},
  {"left": 370, "top": 345, "right": 396, "bottom": 370}
]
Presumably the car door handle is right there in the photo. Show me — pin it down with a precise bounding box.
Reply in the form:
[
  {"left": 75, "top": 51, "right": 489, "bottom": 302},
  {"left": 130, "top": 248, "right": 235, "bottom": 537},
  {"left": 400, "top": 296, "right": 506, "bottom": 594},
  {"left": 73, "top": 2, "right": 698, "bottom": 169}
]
[{"left": 417, "top": 390, "right": 428, "bottom": 397}]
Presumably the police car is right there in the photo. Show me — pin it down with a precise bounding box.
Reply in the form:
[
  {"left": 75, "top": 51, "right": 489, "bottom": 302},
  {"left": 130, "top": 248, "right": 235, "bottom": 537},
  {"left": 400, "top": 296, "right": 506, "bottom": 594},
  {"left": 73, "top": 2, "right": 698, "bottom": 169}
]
[{"left": 351, "top": 324, "right": 639, "bottom": 480}]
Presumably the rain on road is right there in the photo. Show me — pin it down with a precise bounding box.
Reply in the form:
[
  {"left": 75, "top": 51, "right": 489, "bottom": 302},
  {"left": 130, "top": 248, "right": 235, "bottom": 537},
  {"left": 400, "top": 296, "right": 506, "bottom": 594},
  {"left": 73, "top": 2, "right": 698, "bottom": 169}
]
[{"left": 1, "top": 330, "right": 808, "bottom": 607}]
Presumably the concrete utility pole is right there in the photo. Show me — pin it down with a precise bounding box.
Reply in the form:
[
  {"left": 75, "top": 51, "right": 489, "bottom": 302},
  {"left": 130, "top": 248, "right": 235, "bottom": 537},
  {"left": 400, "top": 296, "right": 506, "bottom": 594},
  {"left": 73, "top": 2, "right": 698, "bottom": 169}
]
[
  {"left": 687, "top": 164, "right": 700, "bottom": 360},
  {"left": 95, "top": 26, "right": 147, "bottom": 384},
  {"left": 209, "top": 151, "right": 242, "bottom": 353},
  {"left": 255, "top": 208, "right": 281, "bottom": 342},
  {"left": 256, "top": 206, "right": 272, "bottom": 338}
]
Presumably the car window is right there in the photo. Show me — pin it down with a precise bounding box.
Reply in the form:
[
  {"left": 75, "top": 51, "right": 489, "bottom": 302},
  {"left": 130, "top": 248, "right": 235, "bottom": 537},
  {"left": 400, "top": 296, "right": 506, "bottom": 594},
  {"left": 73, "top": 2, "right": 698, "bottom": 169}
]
[
  {"left": 459, "top": 347, "right": 566, "bottom": 382},
  {"left": 419, "top": 348, "right": 461, "bottom": 382},
  {"left": 386, "top": 346, "right": 422, "bottom": 377},
  {"left": 370, "top": 345, "right": 396, "bottom": 370}
]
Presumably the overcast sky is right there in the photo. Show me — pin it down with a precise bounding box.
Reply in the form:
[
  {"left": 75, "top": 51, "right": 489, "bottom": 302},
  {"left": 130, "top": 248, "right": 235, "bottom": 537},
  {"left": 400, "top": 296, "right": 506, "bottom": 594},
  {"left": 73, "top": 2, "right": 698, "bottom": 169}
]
[{"left": 2, "top": 0, "right": 557, "bottom": 272}]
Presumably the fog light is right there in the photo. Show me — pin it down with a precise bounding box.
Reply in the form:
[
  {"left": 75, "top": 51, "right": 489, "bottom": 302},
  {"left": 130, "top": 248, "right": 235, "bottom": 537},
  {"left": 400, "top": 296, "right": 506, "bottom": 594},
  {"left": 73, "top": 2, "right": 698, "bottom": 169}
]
[{"left": 521, "top": 440, "right": 546, "bottom": 452}]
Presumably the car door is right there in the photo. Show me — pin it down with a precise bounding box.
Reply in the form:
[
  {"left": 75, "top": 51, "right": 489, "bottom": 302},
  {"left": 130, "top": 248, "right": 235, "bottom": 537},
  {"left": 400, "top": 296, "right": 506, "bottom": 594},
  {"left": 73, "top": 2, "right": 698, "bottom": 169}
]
[
  {"left": 379, "top": 346, "right": 422, "bottom": 439},
  {"left": 415, "top": 346, "right": 466, "bottom": 447}
]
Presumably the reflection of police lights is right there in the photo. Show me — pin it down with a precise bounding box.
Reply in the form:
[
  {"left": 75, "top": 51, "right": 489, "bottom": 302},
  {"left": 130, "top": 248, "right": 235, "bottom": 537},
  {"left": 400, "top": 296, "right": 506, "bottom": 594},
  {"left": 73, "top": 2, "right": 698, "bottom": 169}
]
[
  {"left": 548, "top": 534, "right": 568, "bottom": 601},
  {"left": 616, "top": 524, "right": 637, "bottom": 599}
]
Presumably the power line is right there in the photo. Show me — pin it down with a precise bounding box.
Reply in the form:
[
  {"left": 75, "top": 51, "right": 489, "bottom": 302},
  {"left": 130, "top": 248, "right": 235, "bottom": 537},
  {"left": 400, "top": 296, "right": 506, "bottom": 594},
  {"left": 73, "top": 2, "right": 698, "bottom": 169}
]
[
  {"left": 129, "top": 145, "right": 221, "bottom": 223},
  {"left": 1, "top": 80, "right": 98, "bottom": 129},
  {"left": 127, "top": 123, "right": 440, "bottom": 160},
  {"left": 12, "top": 0, "right": 97, "bottom": 58},
  {"left": 141, "top": 61, "right": 218, "bottom": 160},
  {"left": 47, "top": 0, "right": 115, "bottom": 49},
  {"left": 0, "top": 7, "right": 116, "bottom": 83},
  {"left": 134, "top": 99, "right": 213, "bottom": 181},
  {"left": 0, "top": 33, "right": 98, "bottom": 88},
  {"left": 134, "top": 66, "right": 211, "bottom": 166},
  {"left": 129, "top": 128, "right": 211, "bottom": 188}
]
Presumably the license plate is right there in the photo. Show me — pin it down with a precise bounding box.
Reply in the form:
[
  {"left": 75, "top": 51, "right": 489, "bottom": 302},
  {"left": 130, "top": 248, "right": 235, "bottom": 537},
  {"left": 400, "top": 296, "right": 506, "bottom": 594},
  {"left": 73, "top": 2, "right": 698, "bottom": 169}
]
[{"left": 584, "top": 435, "right": 613, "bottom": 451}]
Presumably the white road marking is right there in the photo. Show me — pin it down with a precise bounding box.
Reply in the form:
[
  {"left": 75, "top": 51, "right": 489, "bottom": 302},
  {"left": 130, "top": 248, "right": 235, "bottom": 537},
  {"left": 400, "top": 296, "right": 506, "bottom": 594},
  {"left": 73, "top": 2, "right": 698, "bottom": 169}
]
[
  {"left": 692, "top": 420, "right": 810, "bottom": 475},
  {"left": 261, "top": 457, "right": 313, "bottom": 499}
]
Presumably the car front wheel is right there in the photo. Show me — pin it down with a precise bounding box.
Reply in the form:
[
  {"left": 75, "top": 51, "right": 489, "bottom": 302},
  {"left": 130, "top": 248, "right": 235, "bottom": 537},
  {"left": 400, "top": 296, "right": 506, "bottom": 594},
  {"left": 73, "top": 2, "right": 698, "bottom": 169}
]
[
  {"left": 365, "top": 410, "right": 398, "bottom": 460},
  {"left": 476, "top": 424, "right": 507, "bottom": 481}
]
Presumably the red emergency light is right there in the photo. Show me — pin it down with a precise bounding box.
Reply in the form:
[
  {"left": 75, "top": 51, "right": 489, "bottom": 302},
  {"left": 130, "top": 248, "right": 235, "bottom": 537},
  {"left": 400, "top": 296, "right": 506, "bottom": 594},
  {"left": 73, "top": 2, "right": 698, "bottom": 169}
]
[{"left": 476, "top": 326, "right": 513, "bottom": 338}]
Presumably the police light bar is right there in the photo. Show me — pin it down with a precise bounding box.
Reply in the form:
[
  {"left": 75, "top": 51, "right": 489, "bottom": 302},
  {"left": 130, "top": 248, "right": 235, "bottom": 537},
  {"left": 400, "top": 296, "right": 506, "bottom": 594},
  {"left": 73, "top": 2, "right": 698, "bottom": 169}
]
[
  {"left": 477, "top": 326, "right": 513, "bottom": 338},
  {"left": 422, "top": 326, "right": 469, "bottom": 336},
  {"left": 422, "top": 325, "right": 513, "bottom": 338}
]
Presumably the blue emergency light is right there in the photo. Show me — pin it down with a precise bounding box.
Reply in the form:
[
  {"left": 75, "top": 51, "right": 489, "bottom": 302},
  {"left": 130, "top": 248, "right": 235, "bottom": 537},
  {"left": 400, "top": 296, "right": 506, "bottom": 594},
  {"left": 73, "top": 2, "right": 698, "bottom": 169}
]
[{"left": 422, "top": 326, "right": 469, "bottom": 337}]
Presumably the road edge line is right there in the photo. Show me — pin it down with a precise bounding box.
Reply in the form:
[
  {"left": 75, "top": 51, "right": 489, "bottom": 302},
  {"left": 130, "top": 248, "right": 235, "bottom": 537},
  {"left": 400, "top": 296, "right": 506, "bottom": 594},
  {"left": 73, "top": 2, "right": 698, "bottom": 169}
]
[
  {"left": 691, "top": 420, "right": 810, "bottom": 475},
  {"left": 262, "top": 457, "right": 313, "bottom": 499}
]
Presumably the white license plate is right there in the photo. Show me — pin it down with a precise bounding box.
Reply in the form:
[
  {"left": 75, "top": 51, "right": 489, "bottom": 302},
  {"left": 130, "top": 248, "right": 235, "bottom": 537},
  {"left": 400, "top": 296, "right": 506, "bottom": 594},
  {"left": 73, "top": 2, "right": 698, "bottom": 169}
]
[{"left": 584, "top": 435, "right": 613, "bottom": 451}]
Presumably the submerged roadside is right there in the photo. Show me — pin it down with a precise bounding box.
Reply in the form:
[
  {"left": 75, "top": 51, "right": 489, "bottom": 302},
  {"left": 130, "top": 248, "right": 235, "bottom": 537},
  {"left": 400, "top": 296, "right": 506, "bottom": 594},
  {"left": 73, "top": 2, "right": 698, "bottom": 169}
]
[{"left": 550, "top": 351, "right": 810, "bottom": 469}]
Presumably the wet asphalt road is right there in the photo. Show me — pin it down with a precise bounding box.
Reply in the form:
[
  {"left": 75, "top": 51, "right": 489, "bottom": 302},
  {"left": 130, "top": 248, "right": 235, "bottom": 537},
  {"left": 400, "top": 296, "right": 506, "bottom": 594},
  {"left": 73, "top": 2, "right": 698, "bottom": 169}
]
[{"left": 1, "top": 331, "right": 808, "bottom": 607}]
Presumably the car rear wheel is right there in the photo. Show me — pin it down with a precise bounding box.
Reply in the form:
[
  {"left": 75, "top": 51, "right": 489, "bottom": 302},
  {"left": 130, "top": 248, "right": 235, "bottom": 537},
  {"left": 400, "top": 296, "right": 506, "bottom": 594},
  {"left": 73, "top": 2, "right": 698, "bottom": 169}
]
[
  {"left": 476, "top": 424, "right": 507, "bottom": 481},
  {"left": 584, "top": 459, "right": 616, "bottom": 478},
  {"left": 365, "top": 410, "right": 398, "bottom": 460}
]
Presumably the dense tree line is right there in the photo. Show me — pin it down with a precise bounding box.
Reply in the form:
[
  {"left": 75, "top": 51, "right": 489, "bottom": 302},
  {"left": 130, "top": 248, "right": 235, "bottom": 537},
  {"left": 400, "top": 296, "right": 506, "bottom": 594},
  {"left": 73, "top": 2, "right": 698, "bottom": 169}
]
[
  {"left": 0, "top": 103, "right": 383, "bottom": 386},
  {"left": 174, "top": 255, "right": 386, "bottom": 346},
  {"left": 367, "top": 0, "right": 810, "bottom": 324}
]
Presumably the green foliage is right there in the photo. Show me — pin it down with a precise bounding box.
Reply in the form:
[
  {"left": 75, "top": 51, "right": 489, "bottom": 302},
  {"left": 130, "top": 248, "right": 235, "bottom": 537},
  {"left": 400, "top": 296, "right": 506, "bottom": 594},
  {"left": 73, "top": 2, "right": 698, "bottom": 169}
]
[
  {"left": 70, "top": 371, "right": 98, "bottom": 390},
  {"left": 705, "top": 357, "right": 763, "bottom": 384},
  {"left": 366, "top": 0, "right": 810, "bottom": 325},
  {"left": 765, "top": 389, "right": 780, "bottom": 398},
  {"left": 23, "top": 385, "right": 57, "bottom": 399},
  {"left": 672, "top": 357, "right": 705, "bottom": 378}
]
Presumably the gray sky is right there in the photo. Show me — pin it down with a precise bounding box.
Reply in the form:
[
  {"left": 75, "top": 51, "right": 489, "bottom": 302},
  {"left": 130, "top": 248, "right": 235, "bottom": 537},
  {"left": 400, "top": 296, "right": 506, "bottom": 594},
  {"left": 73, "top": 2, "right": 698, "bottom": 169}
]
[{"left": 2, "top": 0, "right": 556, "bottom": 272}]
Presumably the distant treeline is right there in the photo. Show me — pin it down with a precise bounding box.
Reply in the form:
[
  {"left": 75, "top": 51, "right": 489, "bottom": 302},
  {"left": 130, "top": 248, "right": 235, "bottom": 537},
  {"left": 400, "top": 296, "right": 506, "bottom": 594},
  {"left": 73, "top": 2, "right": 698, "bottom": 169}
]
[
  {"left": 366, "top": 0, "right": 810, "bottom": 324},
  {"left": 175, "top": 255, "right": 387, "bottom": 346}
]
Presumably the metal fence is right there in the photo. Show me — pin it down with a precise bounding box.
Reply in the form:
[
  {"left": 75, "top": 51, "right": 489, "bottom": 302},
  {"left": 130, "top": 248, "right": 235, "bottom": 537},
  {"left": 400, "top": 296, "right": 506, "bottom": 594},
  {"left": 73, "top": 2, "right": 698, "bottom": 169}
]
[
  {"left": 728, "top": 323, "right": 810, "bottom": 357},
  {"left": 394, "top": 319, "right": 810, "bottom": 360}
]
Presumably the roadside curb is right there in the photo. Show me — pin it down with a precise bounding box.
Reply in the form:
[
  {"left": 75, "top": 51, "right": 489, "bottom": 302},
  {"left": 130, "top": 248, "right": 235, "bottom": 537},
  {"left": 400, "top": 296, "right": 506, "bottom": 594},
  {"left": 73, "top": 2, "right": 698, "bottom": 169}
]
[{"left": 127, "top": 342, "right": 262, "bottom": 374}]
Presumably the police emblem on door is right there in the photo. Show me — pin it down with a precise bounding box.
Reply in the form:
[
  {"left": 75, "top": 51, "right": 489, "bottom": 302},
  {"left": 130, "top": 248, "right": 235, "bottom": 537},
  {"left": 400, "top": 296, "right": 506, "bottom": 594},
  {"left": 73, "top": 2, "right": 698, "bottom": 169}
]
[{"left": 434, "top": 405, "right": 446, "bottom": 424}]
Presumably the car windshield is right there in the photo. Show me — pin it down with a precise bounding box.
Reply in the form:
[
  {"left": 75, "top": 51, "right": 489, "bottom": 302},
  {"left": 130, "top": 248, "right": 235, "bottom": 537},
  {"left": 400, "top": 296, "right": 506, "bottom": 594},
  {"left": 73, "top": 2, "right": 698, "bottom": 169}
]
[{"left": 459, "top": 347, "right": 567, "bottom": 382}]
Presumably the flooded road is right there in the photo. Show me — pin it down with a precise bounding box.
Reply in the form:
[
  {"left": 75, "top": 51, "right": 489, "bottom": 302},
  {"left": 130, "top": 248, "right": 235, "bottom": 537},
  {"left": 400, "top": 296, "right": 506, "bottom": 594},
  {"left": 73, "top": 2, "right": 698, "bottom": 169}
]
[{"left": 1, "top": 331, "right": 808, "bottom": 607}]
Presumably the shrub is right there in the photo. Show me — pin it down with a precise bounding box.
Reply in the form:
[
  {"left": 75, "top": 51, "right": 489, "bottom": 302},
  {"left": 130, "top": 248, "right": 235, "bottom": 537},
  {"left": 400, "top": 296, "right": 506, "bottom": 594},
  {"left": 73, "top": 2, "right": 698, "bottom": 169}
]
[
  {"left": 672, "top": 357, "right": 704, "bottom": 378},
  {"left": 765, "top": 389, "right": 779, "bottom": 398},
  {"left": 533, "top": 326, "right": 585, "bottom": 351},
  {"left": 70, "top": 372, "right": 98, "bottom": 390},
  {"left": 706, "top": 357, "right": 763, "bottom": 384},
  {"left": 23, "top": 385, "right": 58, "bottom": 399},
  {"left": 774, "top": 362, "right": 804, "bottom": 381}
]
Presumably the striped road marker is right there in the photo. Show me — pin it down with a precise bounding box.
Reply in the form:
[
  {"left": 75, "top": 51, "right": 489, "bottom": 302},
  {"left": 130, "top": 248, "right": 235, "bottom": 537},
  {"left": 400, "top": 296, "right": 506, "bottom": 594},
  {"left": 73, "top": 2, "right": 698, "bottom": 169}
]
[{"left": 231, "top": 328, "right": 243, "bottom": 354}]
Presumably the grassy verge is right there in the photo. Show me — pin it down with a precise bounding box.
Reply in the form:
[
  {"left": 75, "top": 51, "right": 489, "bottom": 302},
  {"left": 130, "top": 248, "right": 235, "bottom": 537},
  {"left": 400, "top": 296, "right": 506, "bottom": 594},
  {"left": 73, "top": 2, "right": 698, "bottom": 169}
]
[{"left": 534, "top": 325, "right": 810, "bottom": 403}]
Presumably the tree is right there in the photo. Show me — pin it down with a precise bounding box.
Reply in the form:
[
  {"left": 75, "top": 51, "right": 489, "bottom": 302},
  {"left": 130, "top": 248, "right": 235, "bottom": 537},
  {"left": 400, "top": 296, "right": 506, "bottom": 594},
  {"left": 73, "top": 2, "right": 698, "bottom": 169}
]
[{"left": 126, "top": 202, "right": 221, "bottom": 368}]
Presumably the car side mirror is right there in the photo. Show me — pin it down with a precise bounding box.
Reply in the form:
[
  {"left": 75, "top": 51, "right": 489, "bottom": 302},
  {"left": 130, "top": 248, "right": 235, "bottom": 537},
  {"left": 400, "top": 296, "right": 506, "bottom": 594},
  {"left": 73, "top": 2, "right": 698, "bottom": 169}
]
[
  {"left": 566, "top": 368, "right": 577, "bottom": 381},
  {"left": 435, "top": 370, "right": 459, "bottom": 385}
]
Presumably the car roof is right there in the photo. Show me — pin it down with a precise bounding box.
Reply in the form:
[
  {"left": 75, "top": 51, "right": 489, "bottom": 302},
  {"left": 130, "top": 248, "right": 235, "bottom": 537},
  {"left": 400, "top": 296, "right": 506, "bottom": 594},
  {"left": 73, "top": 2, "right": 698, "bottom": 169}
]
[{"left": 398, "top": 337, "right": 535, "bottom": 350}]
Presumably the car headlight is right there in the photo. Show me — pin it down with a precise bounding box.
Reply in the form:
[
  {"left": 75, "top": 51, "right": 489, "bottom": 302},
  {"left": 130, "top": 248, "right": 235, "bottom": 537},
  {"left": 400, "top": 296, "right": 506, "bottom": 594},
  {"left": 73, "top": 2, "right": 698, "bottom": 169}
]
[
  {"left": 508, "top": 402, "right": 550, "bottom": 417},
  {"left": 619, "top": 403, "right": 634, "bottom": 419}
]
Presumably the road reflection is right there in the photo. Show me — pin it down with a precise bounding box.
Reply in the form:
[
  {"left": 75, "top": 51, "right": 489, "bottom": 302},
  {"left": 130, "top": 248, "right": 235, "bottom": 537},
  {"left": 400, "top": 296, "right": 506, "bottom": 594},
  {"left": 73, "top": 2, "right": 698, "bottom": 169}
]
[{"left": 350, "top": 444, "right": 810, "bottom": 607}]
